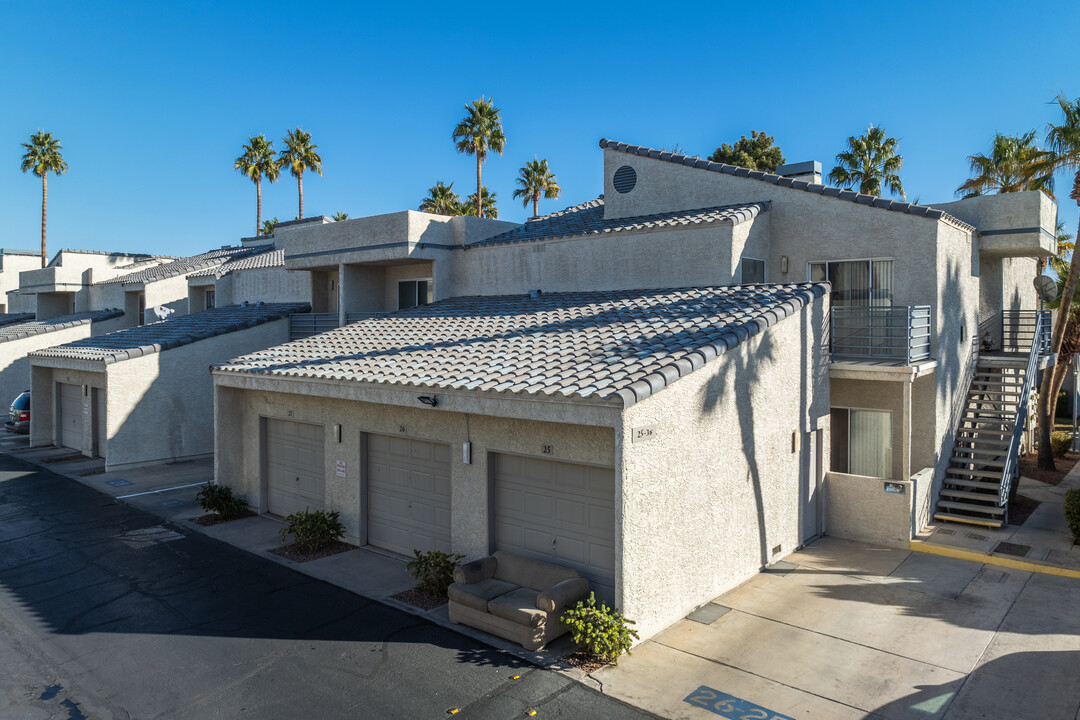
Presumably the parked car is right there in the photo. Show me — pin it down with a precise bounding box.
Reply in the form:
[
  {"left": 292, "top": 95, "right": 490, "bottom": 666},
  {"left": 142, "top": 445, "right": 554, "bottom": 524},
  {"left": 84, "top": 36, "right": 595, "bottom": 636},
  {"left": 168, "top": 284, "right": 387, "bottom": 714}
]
[{"left": 5, "top": 391, "right": 29, "bottom": 434}]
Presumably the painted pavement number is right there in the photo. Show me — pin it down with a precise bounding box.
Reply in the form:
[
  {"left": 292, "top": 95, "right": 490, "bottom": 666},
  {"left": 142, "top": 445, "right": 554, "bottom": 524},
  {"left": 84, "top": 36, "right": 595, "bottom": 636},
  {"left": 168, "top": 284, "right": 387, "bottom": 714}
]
[{"left": 684, "top": 685, "right": 794, "bottom": 720}]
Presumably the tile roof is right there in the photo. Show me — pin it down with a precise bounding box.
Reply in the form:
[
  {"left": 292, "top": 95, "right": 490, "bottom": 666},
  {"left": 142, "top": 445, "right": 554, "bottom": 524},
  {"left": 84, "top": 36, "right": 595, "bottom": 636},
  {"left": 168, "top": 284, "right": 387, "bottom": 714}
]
[
  {"left": 0, "top": 310, "right": 123, "bottom": 344},
  {"left": 31, "top": 303, "right": 308, "bottom": 364},
  {"left": 97, "top": 247, "right": 262, "bottom": 285},
  {"left": 0, "top": 313, "right": 35, "bottom": 327},
  {"left": 214, "top": 284, "right": 828, "bottom": 407},
  {"left": 48, "top": 249, "right": 156, "bottom": 267},
  {"left": 463, "top": 198, "right": 767, "bottom": 248},
  {"left": 188, "top": 247, "right": 284, "bottom": 279},
  {"left": 598, "top": 139, "right": 976, "bottom": 232}
]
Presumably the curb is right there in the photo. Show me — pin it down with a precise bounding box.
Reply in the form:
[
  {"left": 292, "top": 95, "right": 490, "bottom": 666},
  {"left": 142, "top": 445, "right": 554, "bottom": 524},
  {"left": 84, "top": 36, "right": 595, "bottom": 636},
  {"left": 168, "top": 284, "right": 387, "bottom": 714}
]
[{"left": 909, "top": 539, "right": 1080, "bottom": 579}]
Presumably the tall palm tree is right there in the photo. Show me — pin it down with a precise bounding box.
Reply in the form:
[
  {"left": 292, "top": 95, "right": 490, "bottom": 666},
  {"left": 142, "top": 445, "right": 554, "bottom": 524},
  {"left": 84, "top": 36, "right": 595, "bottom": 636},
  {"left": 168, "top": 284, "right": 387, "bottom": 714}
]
[
  {"left": 278, "top": 128, "right": 322, "bottom": 220},
  {"left": 462, "top": 187, "right": 498, "bottom": 219},
  {"left": 956, "top": 131, "right": 1054, "bottom": 198},
  {"left": 20, "top": 131, "right": 68, "bottom": 267},
  {"left": 828, "top": 124, "right": 905, "bottom": 199},
  {"left": 235, "top": 135, "right": 281, "bottom": 236},
  {"left": 1036, "top": 94, "right": 1080, "bottom": 470},
  {"left": 419, "top": 182, "right": 463, "bottom": 215},
  {"left": 452, "top": 97, "right": 505, "bottom": 218},
  {"left": 513, "top": 158, "right": 561, "bottom": 217}
]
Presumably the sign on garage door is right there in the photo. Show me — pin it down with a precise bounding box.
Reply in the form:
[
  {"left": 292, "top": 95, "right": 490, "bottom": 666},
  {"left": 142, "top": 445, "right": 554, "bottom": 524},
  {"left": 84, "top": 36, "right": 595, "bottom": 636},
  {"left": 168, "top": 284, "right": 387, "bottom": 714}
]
[
  {"left": 265, "top": 418, "right": 325, "bottom": 517},
  {"left": 493, "top": 453, "right": 616, "bottom": 603},
  {"left": 58, "top": 383, "right": 83, "bottom": 451},
  {"left": 367, "top": 434, "right": 451, "bottom": 556}
]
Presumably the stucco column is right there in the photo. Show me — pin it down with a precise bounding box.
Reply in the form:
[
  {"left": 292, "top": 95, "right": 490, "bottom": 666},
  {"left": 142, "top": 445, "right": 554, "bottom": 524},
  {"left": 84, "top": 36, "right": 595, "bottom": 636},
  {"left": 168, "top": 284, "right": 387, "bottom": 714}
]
[{"left": 902, "top": 380, "right": 912, "bottom": 481}]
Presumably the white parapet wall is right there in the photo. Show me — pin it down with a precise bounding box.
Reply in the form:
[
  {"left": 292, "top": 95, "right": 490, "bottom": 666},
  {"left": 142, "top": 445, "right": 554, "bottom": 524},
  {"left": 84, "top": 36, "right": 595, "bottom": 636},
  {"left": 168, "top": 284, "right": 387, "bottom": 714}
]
[{"left": 825, "top": 469, "right": 934, "bottom": 548}]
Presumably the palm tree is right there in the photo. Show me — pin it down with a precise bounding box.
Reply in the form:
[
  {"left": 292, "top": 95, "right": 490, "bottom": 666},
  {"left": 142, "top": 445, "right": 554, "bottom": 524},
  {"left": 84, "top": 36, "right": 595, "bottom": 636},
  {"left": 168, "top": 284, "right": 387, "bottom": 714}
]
[
  {"left": 452, "top": 97, "right": 505, "bottom": 218},
  {"left": 462, "top": 187, "right": 498, "bottom": 219},
  {"left": 827, "top": 125, "right": 905, "bottom": 199},
  {"left": 956, "top": 131, "right": 1053, "bottom": 198},
  {"left": 419, "top": 182, "right": 463, "bottom": 216},
  {"left": 261, "top": 217, "right": 279, "bottom": 236},
  {"left": 235, "top": 135, "right": 281, "bottom": 236},
  {"left": 513, "top": 158, "right": 561, "bottom": 217},
  {"left": 1036, "top": 94, "right": 1080, "bottom": 470},
  {"left": 278, "top": 128, "right": 322, "bottom": 220},
  {"left": 20, "top": 131, "right": 68, "bottom": 267},
  {"left": 332, "top": 212, "right": 349, "bottom": 222}
]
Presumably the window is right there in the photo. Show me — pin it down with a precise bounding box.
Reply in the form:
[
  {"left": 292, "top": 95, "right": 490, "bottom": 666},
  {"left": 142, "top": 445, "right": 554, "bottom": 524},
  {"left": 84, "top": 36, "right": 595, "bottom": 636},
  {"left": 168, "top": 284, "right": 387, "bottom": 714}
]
[
  {"left": 398, "top": 279, "right": 433, "bottom": 310},
  {"left": 205, "top": 290, "right": 216, "bottom": 309},
  {"left": 808, "top": 259, "right": 893, "bottom": 307},
  {"left": 740, "top": 257, "right": 766, "bottom": 284},
  {"left": 830, "top": 408, "right": 892, "bottom": 478}
]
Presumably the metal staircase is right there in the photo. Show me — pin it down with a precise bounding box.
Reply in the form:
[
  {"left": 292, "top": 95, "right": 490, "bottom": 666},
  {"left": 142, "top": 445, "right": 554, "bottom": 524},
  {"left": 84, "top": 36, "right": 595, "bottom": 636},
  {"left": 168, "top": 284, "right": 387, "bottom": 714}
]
[{"left": 934, "top": 312, "right": 1048, "bottom": 528}]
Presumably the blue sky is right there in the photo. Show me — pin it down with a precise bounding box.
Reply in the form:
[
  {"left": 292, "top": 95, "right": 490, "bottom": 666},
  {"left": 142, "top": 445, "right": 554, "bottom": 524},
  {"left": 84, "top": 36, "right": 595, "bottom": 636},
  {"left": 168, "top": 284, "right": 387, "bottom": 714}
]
[{"left": 2, "top": 1, "right": 1078, "bottom": 258}]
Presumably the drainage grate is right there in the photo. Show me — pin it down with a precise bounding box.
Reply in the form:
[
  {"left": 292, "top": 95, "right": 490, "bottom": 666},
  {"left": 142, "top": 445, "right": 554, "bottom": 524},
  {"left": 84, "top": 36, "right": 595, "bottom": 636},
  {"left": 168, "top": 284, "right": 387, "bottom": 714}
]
[
  {"left": 687, "top": 603, "right": 731, "bottom": 624},
  {"left": 936, "top": 528, "right": 957, "bottom": 536},
  {"left": 993, "top": 541, "right": 1031, "bottom": 558},
  {"left": 966, "top": 532, "right": 989, "bottom": 541},
  {"left": 105, "top": 478, "right": 133, "bottom": 487}
]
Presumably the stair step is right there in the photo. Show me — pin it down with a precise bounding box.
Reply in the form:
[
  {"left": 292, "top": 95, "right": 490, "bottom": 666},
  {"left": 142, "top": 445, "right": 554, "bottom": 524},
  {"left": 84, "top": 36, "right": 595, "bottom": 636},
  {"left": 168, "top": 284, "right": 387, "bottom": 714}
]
[
  {"left": 933, "top": 512, "right": 1005, "bottom": 528},
  {"left": 937, "top": 500, "right": 1005, "bottom": 515},
  {"left": 941, "top": 488, "right": 1002, "bottom": 501},
  {"left": 962, "top": 411, "right": 1015, "bottom": 419},
  {"left": 951, "top": 456, "right": 1006, "bottom": 467},
  {"left": 947, "top": 467, "right": 1006, "bottom": 479},
  {"left": 956, "top": 428, "right": 1012, "bottom": 436},
  {"left": 942, "top": 477, "right": 1002, "bottom": 490}
]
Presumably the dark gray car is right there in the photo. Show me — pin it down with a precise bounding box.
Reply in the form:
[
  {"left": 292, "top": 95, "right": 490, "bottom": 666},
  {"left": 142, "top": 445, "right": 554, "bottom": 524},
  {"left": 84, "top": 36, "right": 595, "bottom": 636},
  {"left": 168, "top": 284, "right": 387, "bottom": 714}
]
[{"left": 5, "top": 391, "right": 29, "bottom": 434}]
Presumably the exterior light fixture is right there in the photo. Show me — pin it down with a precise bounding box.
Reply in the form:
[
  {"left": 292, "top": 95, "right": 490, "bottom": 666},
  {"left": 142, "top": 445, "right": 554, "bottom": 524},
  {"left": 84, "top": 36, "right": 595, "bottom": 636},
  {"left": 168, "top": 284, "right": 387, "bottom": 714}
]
[
  {"left": 780, "top": 256, "right": 789, "bottom": 274},
  {"left": 417, "top": 395, "right": 438, "bottom": 407}
]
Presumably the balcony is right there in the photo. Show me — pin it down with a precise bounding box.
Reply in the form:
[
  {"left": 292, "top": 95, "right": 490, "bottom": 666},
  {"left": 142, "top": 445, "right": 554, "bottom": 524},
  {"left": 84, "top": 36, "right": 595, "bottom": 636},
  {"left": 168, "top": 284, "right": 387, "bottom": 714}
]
[
  {"left": 830, "top": 305, "right": 932, "bottom": 366},
  {"left": 289, "top": 311, "right": 392, "bottom": 341}
]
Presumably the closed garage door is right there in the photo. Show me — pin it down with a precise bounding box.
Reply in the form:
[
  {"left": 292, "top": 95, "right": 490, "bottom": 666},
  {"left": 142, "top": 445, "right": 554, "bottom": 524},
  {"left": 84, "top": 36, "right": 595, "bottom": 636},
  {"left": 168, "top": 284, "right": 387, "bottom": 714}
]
[
  {"left": 494, "top": 454, "right": 616, "bottom": 601},
  {"left": 367, "top": 434, "right": 451, "bottom": 556},
  {"left": 265, "top": 418, "right": 325, "bottom": 517},
  {"left": 58, "top": 383, "right": 83, "bottom": 451}
]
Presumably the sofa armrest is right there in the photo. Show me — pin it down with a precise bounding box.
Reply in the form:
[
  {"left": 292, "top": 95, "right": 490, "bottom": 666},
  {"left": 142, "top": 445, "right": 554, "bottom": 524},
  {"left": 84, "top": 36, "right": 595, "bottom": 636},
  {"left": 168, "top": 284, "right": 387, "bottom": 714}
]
[
  {"left": 454, "top": 556, "right": 497, "bottom": 584},
  {"left": 536, "top": 577, "right": 590, "bottom": 614}
]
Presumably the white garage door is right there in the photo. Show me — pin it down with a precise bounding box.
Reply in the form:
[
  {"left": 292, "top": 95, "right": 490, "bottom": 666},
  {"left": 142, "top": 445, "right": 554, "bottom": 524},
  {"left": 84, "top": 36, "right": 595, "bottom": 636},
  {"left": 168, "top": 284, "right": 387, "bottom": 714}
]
[
  {"left": 58, "top": 383, "right": 83, "bottom": 451},
  {"left": 367, "top": 434, "right": 451, "bottom": 556},
  {"left": 494, "top": 454, "right": 616, "bottom": 601},
  {"left": 265, "top": 418, "right": 325, "bottom": 517}
]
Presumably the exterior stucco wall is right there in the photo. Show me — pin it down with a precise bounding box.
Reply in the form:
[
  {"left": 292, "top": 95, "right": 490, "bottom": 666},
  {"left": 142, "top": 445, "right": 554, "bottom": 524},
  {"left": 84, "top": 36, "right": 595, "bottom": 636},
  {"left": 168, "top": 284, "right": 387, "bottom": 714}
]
[
  {"left": 214, "top": 380, "right": 617, "bottom": 552},
  {"left": 824, "top": 472, "right": 915, "bottom": 548},
  {"left": 829, "top": 378, "right": 905, "bottom": 481},
  {"left": 37, "top": 292, "right": 75, "bottom": 319},
  {"left": 0, "top": 324, "right": 95, "bottom": 412},
  {"left": 384, "top": 262, "right": 435, "bottom": 309},
  {"left": 231, "top": 267, "right": 311, "bottom": 305},
  {"left": 935, "top": 191, "right": 1056, "bottom": 257},
  {"left": 0, "top": 254, "right": 43, "bottom": 305},
  {"left": 617, "top": 295, "right": 829, "bottom": 639},
  {"left": 144, "top": 275, "right": 194, "bottom": 318},
  {"left": 91, "top": 283, "right": 127, "bottom": 314},
  {"left": 29, "top": 364, "right": 105, "bottom": 452}
]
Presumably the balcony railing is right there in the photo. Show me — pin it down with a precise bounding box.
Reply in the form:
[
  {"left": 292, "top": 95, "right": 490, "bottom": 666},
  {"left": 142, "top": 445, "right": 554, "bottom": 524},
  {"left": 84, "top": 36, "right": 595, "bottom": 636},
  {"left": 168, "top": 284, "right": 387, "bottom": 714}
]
[
  {"left": 830, "top": 305, "right": 932, "bottom": 365},
  {"left": 289, "top": 312, "right": 340, "bottom": 340},
  {"left": 1001, "top": 309, "right": 1052, "bottom": 356}
]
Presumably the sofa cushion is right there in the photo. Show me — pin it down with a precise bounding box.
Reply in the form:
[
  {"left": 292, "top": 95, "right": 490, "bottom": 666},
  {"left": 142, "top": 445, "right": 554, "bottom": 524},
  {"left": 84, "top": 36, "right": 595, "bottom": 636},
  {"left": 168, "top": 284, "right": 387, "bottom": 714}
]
[
  {"left": 454, "top": 556, "right": 498, "bottom": 585},
  {"left": 487, "top": 587, "right": 546, "bottom": 628},
  {"left": 492, "top": 551, "right": 582, "bottom": 591},
  {"left": 448, "top": 578, "right": 518, "bottom": 613}
]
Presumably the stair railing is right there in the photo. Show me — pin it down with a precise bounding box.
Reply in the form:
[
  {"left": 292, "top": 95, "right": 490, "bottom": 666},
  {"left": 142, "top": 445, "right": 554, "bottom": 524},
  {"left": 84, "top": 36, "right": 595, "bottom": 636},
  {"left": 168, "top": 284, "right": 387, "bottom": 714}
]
[{"left": 998, "top": 311, "right": 1044, "bottom": 506}]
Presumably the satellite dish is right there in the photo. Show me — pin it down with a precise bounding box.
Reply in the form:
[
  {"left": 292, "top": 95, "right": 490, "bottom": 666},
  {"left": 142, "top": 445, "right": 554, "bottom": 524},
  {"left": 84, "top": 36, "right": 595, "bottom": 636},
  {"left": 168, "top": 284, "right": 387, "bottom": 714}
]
[
  {"left": 143, "top": 305, "right": 175, "bottom": 323},
  {"left": 1034, "top": 275, "right": 1059, "bottom": 303}
]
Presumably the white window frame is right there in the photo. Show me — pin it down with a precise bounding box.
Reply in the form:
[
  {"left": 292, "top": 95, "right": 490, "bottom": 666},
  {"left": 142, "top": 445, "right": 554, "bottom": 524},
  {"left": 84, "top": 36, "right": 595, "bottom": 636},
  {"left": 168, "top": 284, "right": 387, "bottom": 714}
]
[
  {"left": 739, "top": 256, "right": 766, "bottom": 284},
  {"left": 805, "top": 256, "right": 895, "bottom": 281},
  {"left": 830, "top": 405, "right": 894, "bottom": 478},
  {"left": 397, "top": 277, "right": 434, "bottom": 310}
]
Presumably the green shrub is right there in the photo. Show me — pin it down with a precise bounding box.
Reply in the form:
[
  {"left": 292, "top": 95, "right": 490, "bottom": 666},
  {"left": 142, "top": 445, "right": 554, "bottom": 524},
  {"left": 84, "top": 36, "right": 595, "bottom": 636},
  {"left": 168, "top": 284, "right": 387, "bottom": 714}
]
[
  {"left": 279, "top": 508, "right": 345, "bottom": 552},
  {"left": 195, "top": 482, "right": 247, "bottom": 519},
  {"left": 406, "top": 549, "right": 465, "bottom": 596},
  {"left": 1051, "top": 431, "right": 1073, "bottom": 458},
  {"left": 561, "top": 592, "right": 639, "bottom": 665},
  {"left": 1066, "top": 489, "right": 1080, "bottom": 544}
]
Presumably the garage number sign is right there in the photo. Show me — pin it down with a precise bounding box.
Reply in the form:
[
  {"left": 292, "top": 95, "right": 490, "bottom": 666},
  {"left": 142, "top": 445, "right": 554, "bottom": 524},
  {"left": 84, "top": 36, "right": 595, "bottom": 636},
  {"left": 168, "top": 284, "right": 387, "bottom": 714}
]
[{"left": 683, "top": 686, "right": 793, "bottom": 720}]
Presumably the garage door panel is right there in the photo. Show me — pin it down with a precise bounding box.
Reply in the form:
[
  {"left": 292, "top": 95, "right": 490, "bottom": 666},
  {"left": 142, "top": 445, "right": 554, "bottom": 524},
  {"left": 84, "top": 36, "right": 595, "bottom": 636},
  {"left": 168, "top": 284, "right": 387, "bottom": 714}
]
[
  {"left": 59, "top": 383, "right": 83, "bottom": 451},
  {"left": 367, "top": 435, "right": 451, "bottom": 556},
  {"left": 265, "top": 419, "right": 325, "bottom": 517},
  {"left": 556, "top": 498, "right": 586, "bottom": 525},
  {"left": 590, "top": 505, "right": 616, "bottom": 533},
  {"left": 525, "top": 492, "right": 555, "bottom": 520}
]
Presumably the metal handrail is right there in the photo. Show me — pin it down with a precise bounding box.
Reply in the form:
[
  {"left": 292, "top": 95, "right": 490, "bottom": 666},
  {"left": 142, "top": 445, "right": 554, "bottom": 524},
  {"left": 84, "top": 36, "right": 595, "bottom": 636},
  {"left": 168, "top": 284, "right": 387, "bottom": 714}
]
[
  {"left": 289, "top": 312, "right": 340, "bottom": 340},
  {"left": 999, "top": 311, "right": 1044, "bottom": 506},
  {"left": 830, "top": 305, "right": 932, "bottom": 365},
  {"left": 1002, "top": 309, "right": 1052, "bottom": 355}
]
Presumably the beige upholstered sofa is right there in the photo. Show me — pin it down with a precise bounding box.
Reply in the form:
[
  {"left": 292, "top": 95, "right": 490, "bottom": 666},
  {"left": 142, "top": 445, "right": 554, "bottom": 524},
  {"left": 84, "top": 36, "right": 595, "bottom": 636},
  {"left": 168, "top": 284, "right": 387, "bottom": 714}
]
[{"left": 447, "top": 551, "right": 590, "bottom": 651}]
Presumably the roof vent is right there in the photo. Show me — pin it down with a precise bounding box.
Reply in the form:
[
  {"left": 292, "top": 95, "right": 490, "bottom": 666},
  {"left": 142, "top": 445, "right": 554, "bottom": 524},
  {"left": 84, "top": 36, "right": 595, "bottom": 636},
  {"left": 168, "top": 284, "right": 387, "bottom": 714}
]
[
  {"left": 529, "top": 289, "right": 543, "bottom": 298},
  {"left": 613, "top": 165, "right": 637, "bottom": 194}
]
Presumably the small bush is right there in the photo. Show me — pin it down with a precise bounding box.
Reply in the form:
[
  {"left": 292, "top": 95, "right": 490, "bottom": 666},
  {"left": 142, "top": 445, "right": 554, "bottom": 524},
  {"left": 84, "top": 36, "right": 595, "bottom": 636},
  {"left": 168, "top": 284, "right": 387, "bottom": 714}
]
[
  {"left": 561, "top": 592, "right": 639, "bottom": 665},
  {"left": 1051, "top": 431, "right": 1073, "bottom": 458},
  {"left": 1066, "top": 490, "right": 1080, "bottom": 544},
  {"left": 406, "top": 549, "right": 465, "bottom": 596},
  {"left": 195, "top": 482, "right": 246, "bottom": 519},
  {"left": 279, "top": 508, "right": 345, "bottom": 552}
]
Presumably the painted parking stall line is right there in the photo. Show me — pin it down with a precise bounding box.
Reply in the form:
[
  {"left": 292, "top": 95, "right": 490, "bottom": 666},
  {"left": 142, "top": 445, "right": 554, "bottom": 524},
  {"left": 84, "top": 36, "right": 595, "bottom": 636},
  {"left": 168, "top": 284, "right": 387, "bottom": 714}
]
[{"left": 683, "top": 685, "right": 794, "bottom": 720}]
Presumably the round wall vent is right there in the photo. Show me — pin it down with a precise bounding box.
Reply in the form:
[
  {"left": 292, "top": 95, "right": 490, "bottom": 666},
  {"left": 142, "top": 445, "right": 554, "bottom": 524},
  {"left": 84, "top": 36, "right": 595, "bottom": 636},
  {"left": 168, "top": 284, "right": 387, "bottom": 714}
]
[{"left": 613, "top": 165, "right": 637, "bottom": 194}]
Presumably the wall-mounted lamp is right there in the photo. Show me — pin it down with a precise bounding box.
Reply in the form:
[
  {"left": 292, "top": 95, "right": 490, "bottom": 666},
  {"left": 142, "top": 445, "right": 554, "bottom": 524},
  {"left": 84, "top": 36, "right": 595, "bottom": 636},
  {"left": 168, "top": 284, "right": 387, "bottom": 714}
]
[
  {"left": 333, "top": 424, "right": 342, "bottom": 443},
  {"left": 780, "top": 256, "right": 789, "bottom": 274},
  {"left": 417, "top": 395, "right": 438, "bottom": 407}
]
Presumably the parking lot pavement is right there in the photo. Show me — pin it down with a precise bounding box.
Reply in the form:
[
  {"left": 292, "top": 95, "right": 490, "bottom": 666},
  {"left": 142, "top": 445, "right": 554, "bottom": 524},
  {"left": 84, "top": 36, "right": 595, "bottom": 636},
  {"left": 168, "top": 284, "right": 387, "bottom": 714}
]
[{"left": 594, "top": 537, "right": 1080, "bottom": 720}]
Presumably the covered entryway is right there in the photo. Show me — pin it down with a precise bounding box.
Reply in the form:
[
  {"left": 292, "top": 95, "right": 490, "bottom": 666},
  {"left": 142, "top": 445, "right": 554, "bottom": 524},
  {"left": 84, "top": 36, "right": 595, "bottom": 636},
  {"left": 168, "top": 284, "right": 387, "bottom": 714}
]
[
  {"left": 366, "top": 434, "right": 451, "bottom": 556},
  {"left": 58, "top": 383, "right": 83, "bottom": 451},
  {"left": 264, "top": 418, "right": 325, "bottom": 516},
  {"left": 493, "top": 453, "right": 616, "bottom": 602}
]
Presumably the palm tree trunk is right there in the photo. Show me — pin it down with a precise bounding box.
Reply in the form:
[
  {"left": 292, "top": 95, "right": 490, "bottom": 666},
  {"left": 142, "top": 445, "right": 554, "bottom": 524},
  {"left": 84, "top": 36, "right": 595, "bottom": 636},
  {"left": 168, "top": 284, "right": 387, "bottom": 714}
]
[
  {"left": 1038, "top": 173, "right": 1080, "bottom": 470},
  {"left": 40, "top": 174, "right": 47, "bottom": 268},
  {"left": 533, "top": 193, "right": 539, "bottom": 218},
  {"left": 298, "top": 173, "right": 304, "bottom": 219},
  {"left": 256, "top": 177, "right": 262, "bottom": 237},
  {"left": 476, "top": 156, "right": 483, "bottom": 218}
]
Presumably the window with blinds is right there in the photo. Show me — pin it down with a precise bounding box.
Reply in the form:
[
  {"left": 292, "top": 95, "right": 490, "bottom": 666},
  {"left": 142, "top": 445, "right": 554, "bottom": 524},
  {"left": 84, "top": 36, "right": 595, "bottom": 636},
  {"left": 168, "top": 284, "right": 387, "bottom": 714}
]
[{"left": 809, "top": 259, "right": 893, "bottom": 307}]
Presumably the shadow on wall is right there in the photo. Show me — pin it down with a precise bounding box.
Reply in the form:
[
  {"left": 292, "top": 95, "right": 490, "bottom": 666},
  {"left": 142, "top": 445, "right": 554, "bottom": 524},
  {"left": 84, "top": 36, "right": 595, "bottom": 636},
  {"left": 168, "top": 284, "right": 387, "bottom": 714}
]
[{"left": 931, "top": 260, "right": 968, "bottom": 494}]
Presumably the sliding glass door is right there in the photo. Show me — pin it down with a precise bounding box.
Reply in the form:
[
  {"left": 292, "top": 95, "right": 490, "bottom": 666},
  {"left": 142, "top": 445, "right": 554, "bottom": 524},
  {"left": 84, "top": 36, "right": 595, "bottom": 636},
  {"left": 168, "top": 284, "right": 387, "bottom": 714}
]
[{"left": 830, "top": 407, "right": 893, "bottom": 478}]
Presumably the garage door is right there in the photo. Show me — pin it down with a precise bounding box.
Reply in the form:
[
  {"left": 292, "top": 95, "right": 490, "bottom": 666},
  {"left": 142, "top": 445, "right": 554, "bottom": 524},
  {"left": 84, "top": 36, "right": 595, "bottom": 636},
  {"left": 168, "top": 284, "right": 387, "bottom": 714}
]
[
  {"left": 265, "top": 418, "right": 325, "bottom": 517},
  {"left": 367, "top": 434, "right": 451, "bottom": 556},
  {"left": 494, "top": 454, "right": 616, "bottom": 602},
  {"left": 58, "top": 383, "right": 83, "bottom": 451}
]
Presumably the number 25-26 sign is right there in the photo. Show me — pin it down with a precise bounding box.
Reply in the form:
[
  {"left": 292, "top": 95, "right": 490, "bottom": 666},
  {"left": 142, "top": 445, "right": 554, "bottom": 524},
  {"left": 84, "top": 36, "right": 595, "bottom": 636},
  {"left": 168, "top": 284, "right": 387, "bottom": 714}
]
[{"left": 683, "top": 685, "right": 794, "bottom": 720}]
